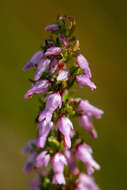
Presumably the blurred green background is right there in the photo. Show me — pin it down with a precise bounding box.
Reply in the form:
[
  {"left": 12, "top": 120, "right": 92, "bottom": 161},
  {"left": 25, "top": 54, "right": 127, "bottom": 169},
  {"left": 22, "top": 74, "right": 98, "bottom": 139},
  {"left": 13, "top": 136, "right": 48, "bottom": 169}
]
[{"left": 0, "top": 0, "right": 127, "bottom": 189}]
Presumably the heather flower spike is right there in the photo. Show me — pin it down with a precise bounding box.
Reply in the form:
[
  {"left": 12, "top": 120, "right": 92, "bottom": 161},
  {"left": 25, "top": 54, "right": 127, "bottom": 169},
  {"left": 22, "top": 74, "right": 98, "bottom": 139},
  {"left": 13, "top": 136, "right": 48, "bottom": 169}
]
[{"left": 23, "top": 16, "right": 104, "bottom": 190}]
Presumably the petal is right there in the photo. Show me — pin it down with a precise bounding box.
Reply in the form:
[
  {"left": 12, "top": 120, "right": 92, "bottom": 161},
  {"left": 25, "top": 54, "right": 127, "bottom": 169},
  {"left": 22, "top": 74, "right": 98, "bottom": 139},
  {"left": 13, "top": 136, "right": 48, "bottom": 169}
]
[
  {"left": 45, "top": 24, "right": 59, "bottom": 32},
  {"left": 24, "top": 80, "right": 50, "bottom": 99},
  {"left": 37, "top": 121, "right": 53, "bottom": 148},
  {"left": 56, "top": 116, "right": 73, "bottom": 148},
  {"left": 22, "top": 139, "right": 37, "bottom": 153},
  {"left": 34, "top": 58, "right": 50, "bottom": 81},
  {"left": 79, "top": 100, "right": 104, "bottom": 119},
  {"left": 75, "top": 144, "right": 100, "bottom": 174},
  {"left": 79, "top": 115, "right": 98, "bottom": 139},
  {"left": 64, "top": 136, "right": 71, "bottom": 149},
  {"left": 35, "top": 151, "right": 50, "bottom": 168},
  {"left": 57, "top": 69, "right": 69, "bottom": 81},
  {"left": 44, "top": 47, "right": 62, "bottom": 57},
  {"left": 45, "top": 92, "right": 62, "bottom": 112},
  {"left": 76, "top": 54, "right": 92, "bottom": 78},
  {"left": 24, "top": 152, "right": 37, "bottom": 173},
  {"left": 38, "top": 110, "right": 52, "bottom": 122},
  {"left": 51, "top": 153, "right": 67, "bottom": 173},
  {"left": 58, "top": 34, "right": 69, "bottom": 46},
  {"left": 64, "top": 149, "right": 79, "bottom": 175},
  {"left": 76, "top": 74, "right": 96, "bottom": 90},
  {"left": 49, "top": 58, "right": 58, "bottom": 74},
  {"left": 52, "top": 173, "right": 66, "bottom": 185},
  {"left": 76, "top": 173, "right": 100, "bottom": 190},
  {"left": 23, "top": 50, "right": 44, "bottom": 71}
]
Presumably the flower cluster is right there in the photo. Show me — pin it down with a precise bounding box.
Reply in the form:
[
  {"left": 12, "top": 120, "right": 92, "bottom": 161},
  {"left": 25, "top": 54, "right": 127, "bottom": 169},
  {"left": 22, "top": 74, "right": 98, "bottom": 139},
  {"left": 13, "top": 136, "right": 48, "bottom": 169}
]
[{"left": 23, "top": 16, "right": 104, "bottom": 190}]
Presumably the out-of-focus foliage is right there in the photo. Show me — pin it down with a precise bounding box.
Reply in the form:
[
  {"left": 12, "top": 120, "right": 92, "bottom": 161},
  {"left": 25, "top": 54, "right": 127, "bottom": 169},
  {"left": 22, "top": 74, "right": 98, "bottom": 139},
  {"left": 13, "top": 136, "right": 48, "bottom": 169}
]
[{"left": 0, "top": 0, "right": 127, "bottom": 189}]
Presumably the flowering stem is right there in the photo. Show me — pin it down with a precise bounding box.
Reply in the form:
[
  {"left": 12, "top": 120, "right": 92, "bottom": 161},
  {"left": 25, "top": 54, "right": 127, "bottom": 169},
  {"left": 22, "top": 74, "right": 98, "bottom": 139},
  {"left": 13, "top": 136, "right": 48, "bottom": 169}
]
[{"left": 23, "top": 15, "right": 104, "bottom": 190}]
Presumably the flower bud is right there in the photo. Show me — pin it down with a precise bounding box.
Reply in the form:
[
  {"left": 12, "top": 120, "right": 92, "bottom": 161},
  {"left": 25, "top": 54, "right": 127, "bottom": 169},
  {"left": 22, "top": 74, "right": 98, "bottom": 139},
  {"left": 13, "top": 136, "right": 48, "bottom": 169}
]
[
  {"left": 45, "top": 24, "right": 59, "bottom": 32},
  {"left": 44, "top": 47, "right": 62, "bottom": 57}
]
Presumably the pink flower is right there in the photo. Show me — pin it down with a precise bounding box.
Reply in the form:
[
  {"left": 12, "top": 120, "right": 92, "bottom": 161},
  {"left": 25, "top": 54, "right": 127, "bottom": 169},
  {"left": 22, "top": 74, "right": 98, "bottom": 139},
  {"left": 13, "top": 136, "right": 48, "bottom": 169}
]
[
  {"left": 76, "top": 54, "right": 91, "bottom": 78},
  {"left": 51, "top": 153, "right": 67, "bottom": 184},
  {"left": 78, "top": 99, "right": 103, "bottom": 139},
  {"left": 49, "top": 58, "right": 58, "bottom": 74},
  {"left": 24, "top": 80, "right": 50, "bottom": 99},
  {"left": 58, "top": 34, "right": 69, "bottom": 46},
  {"left": 76, "top": 74, "right": 96, "bottom": 90},
  {"left": 29, "top": 176, "right": 41, "bottom": 190},
  {"left": 35, "top": 151, "right": 50, "bottom": 168},
  {"left": 76, "top": 173, "right": 100, "bottom": 190},
  {"left": 24, "top": 152, "right": 37, "bottom": 173},
  {"left": 42, "top": 40, "right": 55, "bottom": 47},
  {"left": 45, "top": 24, "right": 59, "bottom": 32},
  {"left": 23, "top": 50, "right": 44, "bottom": 71},
  {"left": 22, "top": 139, "right": 37, "bottom": 153},
  {"left": 78, "top": 100, "right": 104, "bottom": 119},
  {"left": 64, "top": 149, "right": 79, "bottom": 175},
  {"left": 34, "top": 58, "right": 51, "bottom": 81},
  {"left": 56, "top": 115, "right": 73, "bottom": 148},
  {"left": 44, "top": 47, "right": 62, "bottom": 57},
  {"left": 75, "top": 144, "right": 100, "bottom": 175},
  {"left": 52, "top": 173, "right": 66, "bottom": 185},
  {"left": 79, "top": 115, "right": 97, "bottom": 139},
  {"left": 38, "top": 110, "right": 52, "bottom": 123},
  {"left": 57, "top": 69, "right": 70, "bottom": 81},
  {"left": 38, "top": 92, "right": 62, "bottom": 122},
  {"left": 51, "top": 153, "right": 67, "bottom": 173},
  {"left": 37, "top": 121, "right": 53, "bottom": 148}
]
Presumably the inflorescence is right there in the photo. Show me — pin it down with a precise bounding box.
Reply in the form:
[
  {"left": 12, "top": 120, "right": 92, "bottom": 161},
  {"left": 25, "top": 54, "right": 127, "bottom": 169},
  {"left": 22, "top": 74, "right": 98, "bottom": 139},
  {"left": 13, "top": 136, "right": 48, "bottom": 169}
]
[{"left": 23, "top": 16, "right": 104, "bottom": 190}]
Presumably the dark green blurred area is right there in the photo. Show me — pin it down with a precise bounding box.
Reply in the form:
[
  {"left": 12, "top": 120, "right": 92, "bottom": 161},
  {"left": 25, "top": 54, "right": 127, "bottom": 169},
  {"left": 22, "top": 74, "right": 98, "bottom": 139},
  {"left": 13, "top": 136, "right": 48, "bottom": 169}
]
[{"left": 0, "top": 0, "right": 127, "bottom": 189}]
